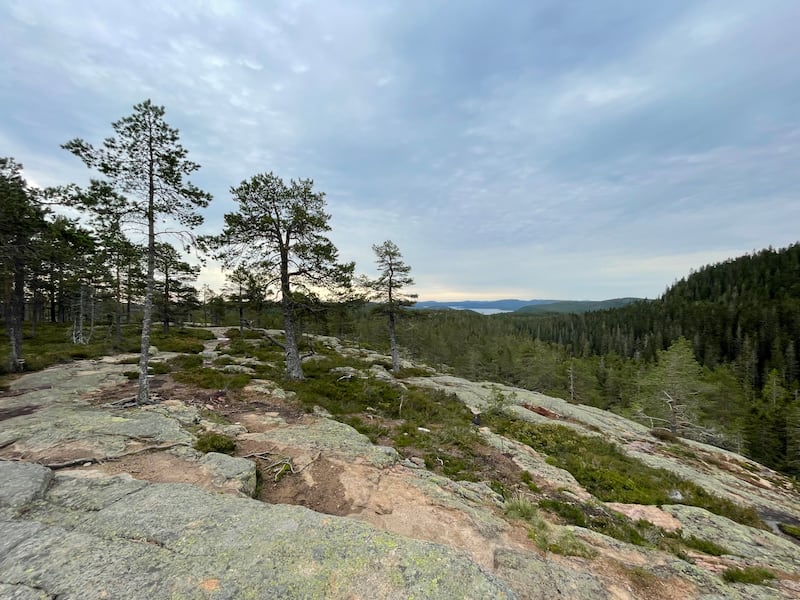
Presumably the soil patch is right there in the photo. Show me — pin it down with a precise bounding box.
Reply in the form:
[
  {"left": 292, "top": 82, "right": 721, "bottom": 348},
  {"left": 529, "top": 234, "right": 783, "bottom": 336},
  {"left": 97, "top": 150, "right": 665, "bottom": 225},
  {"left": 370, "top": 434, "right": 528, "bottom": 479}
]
[
  {"left": 75, "top": 451, "right": 212, "bottom": 487},
  {"left": 257, "top": 456, "right": 352, "bottom": 516}
]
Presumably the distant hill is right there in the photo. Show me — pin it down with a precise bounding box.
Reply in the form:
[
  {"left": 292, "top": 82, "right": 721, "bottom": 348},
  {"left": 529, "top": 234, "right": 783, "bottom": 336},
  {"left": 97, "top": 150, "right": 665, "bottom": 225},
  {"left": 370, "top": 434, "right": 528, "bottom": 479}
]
[
  {"left": 514, "top": 298, "right": 641, "bottom": 314},
  {"left": 413, "top": 299, "right": 558, "bottom": 312}
]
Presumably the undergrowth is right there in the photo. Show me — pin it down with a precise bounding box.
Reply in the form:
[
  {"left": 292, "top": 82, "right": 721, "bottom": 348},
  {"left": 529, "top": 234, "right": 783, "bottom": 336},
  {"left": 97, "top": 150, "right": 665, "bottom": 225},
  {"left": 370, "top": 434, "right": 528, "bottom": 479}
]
[
  {"left": 279, "top": 353, "right": 501, "bottom": 482},
  {"left": 172, "top": 368, "right": 252, "bottom": 390},
  {"left": 505, "top": 494, "right": 596, "bottom": 558},
  {"left": 194, "top": 432, "right": 236, "bottom": 454},
  {"left": 485, "top": 415, "right": 765, "bottom": 529},
  {"left": 778, "top": 522, "right": 800, "bottom": 540},
  {"left": 0, "top": 323, "right": 211, "bottom": 374},
  {"left": 722, "top": 566, "right": 775, "bottom": 585}
]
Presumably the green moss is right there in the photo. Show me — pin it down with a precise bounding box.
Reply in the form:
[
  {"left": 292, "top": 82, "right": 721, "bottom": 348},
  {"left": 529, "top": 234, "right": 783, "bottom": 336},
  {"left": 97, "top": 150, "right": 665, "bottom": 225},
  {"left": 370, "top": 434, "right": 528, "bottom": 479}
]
[
  {"left": 199, "top": 409, "right": 232, "bottom": 425},
  {"left": 485, "top": 416, "right": 766, "bottom": 529},
  {"left": 172, "top": 368, "right": 251, "bottom": 390},
  {"left": 778, "top": 522, "right": 800, "bottom": 540},
  {"left": 167, "top": 354, "right": 203, "bottom": 370},
  {"left": 194, "top": 432, "right": 236, "bottom": 455},
  {"left": 682, "top": 535, "right": 729, "bottom": 556},
  {"left": 148, "top": 361, "right": 171, "bottom": 375},
  {"left": 547, "top": 530, "right": 597, "bottom": 558},
  {"left": 722, "top": 566, "right": 775, "bottom": 585}
]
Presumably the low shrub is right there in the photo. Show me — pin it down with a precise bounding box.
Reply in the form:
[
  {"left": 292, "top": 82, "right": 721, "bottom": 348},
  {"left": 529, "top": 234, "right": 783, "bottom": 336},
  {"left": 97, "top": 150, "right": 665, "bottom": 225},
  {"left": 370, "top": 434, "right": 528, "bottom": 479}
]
[
  {"left": 484, "top": 416, "right": 766, "bottom": 529},
  {"left": 547, "top": 530, "right": 597, "bottom": 558},
  {"left": 650, "top": 428, "right": 678, "bottom": 442},
  {"left": 148, "top": 361, "right": 171, "bottom": 375},
  {"left": 172, "top": 368, "right": 251, "bottom": 390},
  {"left": 167, "top": 354, "right": 203, "bottom": 370},
  {"left": 682, "top": 535, "right": 729, "bottom": 556},
  {"left": 722, "top": 566, "right": 775, "bottom": 585}
]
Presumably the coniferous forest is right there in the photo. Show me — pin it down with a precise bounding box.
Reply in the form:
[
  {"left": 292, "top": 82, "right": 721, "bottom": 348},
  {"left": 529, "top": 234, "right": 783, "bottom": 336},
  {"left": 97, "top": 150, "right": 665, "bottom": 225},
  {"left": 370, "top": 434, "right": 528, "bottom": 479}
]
[{"left": 1, "top": 101, "right": 799, "bottom": 479}]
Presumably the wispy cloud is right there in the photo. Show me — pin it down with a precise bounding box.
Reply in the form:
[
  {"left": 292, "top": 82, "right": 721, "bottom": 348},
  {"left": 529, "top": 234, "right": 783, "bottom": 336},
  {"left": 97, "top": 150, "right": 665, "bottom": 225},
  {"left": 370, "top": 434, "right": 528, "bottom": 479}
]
[{"left": 1, "top": 0, "right": 798, "bottom": 300}]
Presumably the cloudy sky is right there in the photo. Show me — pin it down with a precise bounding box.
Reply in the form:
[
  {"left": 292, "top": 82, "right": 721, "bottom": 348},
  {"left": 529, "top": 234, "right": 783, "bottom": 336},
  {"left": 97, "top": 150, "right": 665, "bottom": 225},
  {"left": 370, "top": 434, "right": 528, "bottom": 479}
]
[{"left": 2, "top": 1, "right": 799, "bottom": 301}]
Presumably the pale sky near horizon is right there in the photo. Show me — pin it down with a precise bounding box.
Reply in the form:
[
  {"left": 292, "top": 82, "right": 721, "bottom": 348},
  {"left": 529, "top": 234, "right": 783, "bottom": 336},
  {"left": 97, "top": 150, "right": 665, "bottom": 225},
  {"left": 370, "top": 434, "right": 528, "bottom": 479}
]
[{"left": 2, "top": 1, "right": 799, "bottom": 301}]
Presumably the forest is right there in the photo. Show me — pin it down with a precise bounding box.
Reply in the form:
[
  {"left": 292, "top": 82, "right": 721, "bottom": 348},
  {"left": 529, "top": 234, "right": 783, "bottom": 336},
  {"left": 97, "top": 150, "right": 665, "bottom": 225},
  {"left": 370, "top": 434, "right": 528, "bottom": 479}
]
[{"left": 2, "top": 100, "right": 799, "bottom": 478}]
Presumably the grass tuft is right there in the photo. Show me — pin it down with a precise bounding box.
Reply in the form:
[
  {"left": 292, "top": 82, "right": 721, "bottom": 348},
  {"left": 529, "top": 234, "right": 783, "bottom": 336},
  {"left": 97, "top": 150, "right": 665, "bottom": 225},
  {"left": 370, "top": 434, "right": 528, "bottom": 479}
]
[{"left": 722, "top": 566, "right": 775, "bottom": 585}]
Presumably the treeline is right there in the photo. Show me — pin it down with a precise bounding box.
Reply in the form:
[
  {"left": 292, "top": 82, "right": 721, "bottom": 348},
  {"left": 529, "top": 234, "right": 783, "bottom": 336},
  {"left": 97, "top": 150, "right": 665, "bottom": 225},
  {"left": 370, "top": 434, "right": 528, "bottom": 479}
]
[
  {"left": 300, "top": 247, "right": 800, "bottom": 476},
  {"left": 509, "top": 244, "right": 800, "bottom": 392}
]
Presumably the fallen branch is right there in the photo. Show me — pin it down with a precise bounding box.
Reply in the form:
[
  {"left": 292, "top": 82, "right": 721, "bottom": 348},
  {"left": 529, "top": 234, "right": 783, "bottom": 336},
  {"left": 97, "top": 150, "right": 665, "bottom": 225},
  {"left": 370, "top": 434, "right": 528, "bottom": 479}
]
[
  {"left": 242, "top": 322, "right": 286, "bottom": 350},
  {"left": 101, "top": 394, "right": 161, "bottom": 409},
  {"left": 241, "top": 451, "right": 276, "bottom": 460},
  {"left": 296, "top": 451, "right": 321, "bottom": 473}
]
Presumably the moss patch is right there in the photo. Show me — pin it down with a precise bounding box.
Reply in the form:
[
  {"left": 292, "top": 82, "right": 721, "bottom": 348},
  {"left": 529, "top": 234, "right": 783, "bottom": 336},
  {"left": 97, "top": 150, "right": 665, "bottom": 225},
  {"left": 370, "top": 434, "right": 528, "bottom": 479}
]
[
  {"left": 722, "top": 566, "right": 775, "bottom": 585},
  {"left": 194, "top": 432, "right": 236, "bottom": 455},
  {"left": 485, "top": 416, "right": 765, "bottom": 529}
]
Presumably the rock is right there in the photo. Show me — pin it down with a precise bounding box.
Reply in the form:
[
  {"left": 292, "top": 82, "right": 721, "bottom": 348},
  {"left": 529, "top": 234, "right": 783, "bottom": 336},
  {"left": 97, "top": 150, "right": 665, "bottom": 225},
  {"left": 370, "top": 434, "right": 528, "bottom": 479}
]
[
  {"left": 605, "top": 503, "right": 683, "bottom": 532},
  {"left": 369, "top": 364, "right": 395, "bottom": 381},
  {"left": 0, "top": 463, "right": 517, "bottom": 599},
  {"left": 494, "top": 548, "right": 607, "bottom": 599},
  {"left": 143, "top": 400, "right": 200, "bottom": 425},
  {"left": 198, "top": 420, "right": 247, "bottom": 437},
  {"left": 669, "top": 489, "right": 684, "bottom": 502},
  {"left": 331, "top": 366, "right": 363, "bottom": 379},
  {"left": 313, "top": 405, "right": 334, "bottom": 418},
  {"left": 0, "top": 461, "right": 52, "bottom": 512},
  {"left": 665, "top": 505, "right": 800, "bottom": 575},
  {"left": 221, "top": 364, "right": 256, "bottom": 374},
  {"left": 252, "top": 417, "right": 400, "bottom": 467},
  {"left": 199, "top": 452, "right": 257, "bottom": 496}
]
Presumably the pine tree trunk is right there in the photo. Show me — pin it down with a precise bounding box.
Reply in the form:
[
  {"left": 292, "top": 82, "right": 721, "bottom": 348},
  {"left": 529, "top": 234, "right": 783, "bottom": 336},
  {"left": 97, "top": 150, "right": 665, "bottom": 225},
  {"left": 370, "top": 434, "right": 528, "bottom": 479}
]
[
  {"left": 282, "top": 298, "right": 304, "bottom": 380},
  {"left": 163, "top": 266, "right": 170, "bottom": 334},
  {"left": 114, "top": 264, "right": 122, "bottom": 344},
  {"left": 388, "top": 310, "right": 400, "bottom": 373},
  {"left": 280, "top": 262, "right": 303, "bottom": 380},
  {"left": 137, "top": 138, "right": 156, "bottom": 405},
  {"left": 5, "top": 261, "right": 25, "bottom": 372}
]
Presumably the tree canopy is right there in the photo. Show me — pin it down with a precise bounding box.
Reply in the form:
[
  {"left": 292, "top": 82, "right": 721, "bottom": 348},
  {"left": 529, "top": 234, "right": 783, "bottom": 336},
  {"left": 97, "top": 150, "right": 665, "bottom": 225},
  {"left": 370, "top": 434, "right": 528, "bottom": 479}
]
[
  {"left": 207, "top": 172, "right": 353, "bottom": 379},
  {"left": 64, "top": 99, "right": 211, "bottom": 403}
]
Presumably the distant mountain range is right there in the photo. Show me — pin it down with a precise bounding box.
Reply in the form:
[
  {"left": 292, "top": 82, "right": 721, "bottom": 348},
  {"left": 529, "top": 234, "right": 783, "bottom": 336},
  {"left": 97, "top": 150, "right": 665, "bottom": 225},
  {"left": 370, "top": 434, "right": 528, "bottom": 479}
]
[{"left": 412, "top": 298, "right": 641, "bottom": 314}]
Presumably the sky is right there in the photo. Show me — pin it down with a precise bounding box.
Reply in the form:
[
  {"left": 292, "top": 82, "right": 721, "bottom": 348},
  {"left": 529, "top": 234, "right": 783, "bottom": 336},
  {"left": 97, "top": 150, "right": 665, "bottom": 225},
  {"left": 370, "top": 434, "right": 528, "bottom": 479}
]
[{"left": 2, "top": 1, "right": 800, "bottom": 301}]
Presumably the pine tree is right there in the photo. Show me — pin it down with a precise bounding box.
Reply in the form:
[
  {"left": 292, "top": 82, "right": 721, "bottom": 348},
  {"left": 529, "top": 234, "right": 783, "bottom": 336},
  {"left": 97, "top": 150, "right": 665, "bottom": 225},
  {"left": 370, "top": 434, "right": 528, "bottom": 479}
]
[
  {"left": 365, "top": 241, "right": 417, "bottom": 373},
  {"left": 206, "top": 172, "right": 353, "bottom": 380},
  {"left": 64, "top": 100, "right": 211, "bottom": 403}
]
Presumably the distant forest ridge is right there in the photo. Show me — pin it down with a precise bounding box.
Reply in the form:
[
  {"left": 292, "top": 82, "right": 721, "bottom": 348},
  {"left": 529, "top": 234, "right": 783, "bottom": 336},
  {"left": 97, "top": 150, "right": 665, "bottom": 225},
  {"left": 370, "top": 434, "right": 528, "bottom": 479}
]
[{"left": 413, "top": 297, "right": 641, "bottom": 314}]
